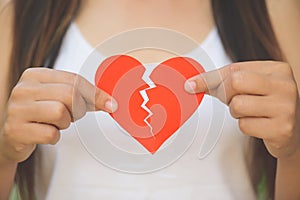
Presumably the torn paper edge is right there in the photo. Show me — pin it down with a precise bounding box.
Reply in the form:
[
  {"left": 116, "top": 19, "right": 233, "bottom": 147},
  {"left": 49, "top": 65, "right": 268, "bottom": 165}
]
[{"left": 139, "top": 64, "right": 157, "bottom": 138}]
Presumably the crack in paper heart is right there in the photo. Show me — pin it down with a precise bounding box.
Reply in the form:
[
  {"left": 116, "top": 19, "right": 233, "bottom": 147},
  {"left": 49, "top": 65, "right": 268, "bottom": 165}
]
[
  {"left": 95, "top": 55, "right": 205, "bottom": 154},
  {"left": 139, "top": 64, "right": 157, "bottom": 137}
]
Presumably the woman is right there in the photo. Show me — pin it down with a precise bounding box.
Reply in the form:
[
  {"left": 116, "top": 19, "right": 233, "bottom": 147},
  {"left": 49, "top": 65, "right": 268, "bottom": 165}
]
[{"left": 0, "top": 0, "right": 299, "bottom": 199}]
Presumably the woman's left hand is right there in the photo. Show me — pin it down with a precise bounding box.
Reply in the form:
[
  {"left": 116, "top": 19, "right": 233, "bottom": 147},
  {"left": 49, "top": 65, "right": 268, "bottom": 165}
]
[{"left": 185, "top": 61, "right": 300, "bottom": 159}]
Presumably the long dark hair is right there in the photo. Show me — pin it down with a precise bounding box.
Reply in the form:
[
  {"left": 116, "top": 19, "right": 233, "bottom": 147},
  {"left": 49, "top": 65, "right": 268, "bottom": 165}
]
[
  {"left": 211, "top": 1, "right": 281, "bottom": 199},
  {"left": 11, "top": 0, "right": 81, "bottom": 199},
  {"left": 10, "top": 0, "right": 280, "bottom": 199}
]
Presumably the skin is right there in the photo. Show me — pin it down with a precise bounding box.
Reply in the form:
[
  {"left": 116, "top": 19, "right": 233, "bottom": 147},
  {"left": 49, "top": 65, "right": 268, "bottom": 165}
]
[{"left": 0, "top": 0, "right": 299, "bottom": 199}]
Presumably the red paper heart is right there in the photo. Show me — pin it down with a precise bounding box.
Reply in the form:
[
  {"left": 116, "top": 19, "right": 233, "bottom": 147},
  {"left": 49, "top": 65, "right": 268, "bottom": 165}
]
[{"left": 95, "top": 55, "right": 205, "bottom": 154}]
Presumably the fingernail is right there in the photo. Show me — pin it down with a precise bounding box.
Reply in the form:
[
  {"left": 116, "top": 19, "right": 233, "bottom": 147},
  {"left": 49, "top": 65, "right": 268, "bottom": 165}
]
[
  {"left": 105, "top": 99, "right": 118, "bottom": 113},
  {"left": 184, "top": 80, "right": 196, "bottom": 93}
]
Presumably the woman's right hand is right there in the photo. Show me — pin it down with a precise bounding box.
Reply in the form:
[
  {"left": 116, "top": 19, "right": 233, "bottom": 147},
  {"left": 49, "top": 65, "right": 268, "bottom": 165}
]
[{"left": 0, "top": 68, "right": 117, "bottom": 164}]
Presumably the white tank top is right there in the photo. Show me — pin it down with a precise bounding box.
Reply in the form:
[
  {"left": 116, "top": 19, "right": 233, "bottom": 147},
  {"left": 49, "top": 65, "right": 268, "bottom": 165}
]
[{"left": 35, "top": 23, "right": 256, "bottom": 200}]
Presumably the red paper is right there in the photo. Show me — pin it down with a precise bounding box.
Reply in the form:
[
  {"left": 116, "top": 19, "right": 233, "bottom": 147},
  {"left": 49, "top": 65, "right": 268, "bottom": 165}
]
[{"left": 95, "top": 55, "right": 205, "bottom": 154}]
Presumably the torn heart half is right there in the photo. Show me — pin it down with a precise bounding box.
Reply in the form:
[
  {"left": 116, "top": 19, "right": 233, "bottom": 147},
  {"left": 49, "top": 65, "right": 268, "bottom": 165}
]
[{"left": 95, "top": 55, "right": 205, "bottom": 154}]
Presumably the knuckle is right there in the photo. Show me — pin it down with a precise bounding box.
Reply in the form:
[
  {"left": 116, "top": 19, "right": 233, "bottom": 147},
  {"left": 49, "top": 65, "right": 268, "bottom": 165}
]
[
  {"left": 60, "top": 119, "right": 71, "bottom": 130},
  {"left": 61, "top": 122, "right": 71, "bottom": 130},
  {"left": 95, "top": 89, "right": 107, "bottom": 108},
  {"left": 229, "top": 107, "right": 237, "bottom": 118},
  {"left": 284, "top": 104, "right": 296, "bottom": 119},
  {"left": 273, "top": 119, "right": 294, "bottom": 141},
  {"left": 6, "top": 103, "right": 21, "bottom": 118},
  {"left": 229, "top": 63, "right": 241, "bottom": 73},
  {"left": 53, "top": 102, "right": 66, "bottom": 115},
  {"left": 64, "top": 72, "right": 76, "bottom": 85},
  {"left": 278, "top": 79, "right": 296, "bottom": 93},
  {"left": 52, "top": 102, "right": 67, "bottom": 121},
  {"left": 3, "top": 121, "right": 25, "bottom": 145},
  {"left": 286, "top": 81, "right": 297, "bottom": 97},
  {"left": 21, "top": 68, "right": 36, "bottom": 79},
  {"left": 230, "top": 72, "right": 243, "bottom": 92},
  {"left": 282, "top": 122, "right": 294, "bottom": 137},
  {"left": 62, "top": 85, "right": 74, "bottom": 106},
  {"left": 96, "top": 89, "right": 104, "bottom": 101},
  {"left": 279, "top": 63, "right": 293, "bottom": 75},
  {"left": 21, "top": 68, "right": 45, "bottom": 81},
  {"left": 274, "top": 80, "right": 294, "bottom": 100},
  {"left": 277, "top": 81, "right": 297, "bottom": 110},
  {"left": 3, "top": 122, "right": 13, "bottom": 138},
  {"left": 13, "top": 144, "right": 27, "bottom": 154},
  {"left": 73, "top": 103, "right": 87, "bottom": 121},
  {"left": 267, "top": 139, "right": 283, "bottom": 150},
  {"left": 3, "top": 118, "right": 24, "bottom": 141},
  {"left": 238, "top": 119, "right": 248, "bottom": 134},
  {"left": 11, "top": 82, "right": 37, "bottom": 100},
  {"left": 272, "top": 62, "right": 284, "bottom": 69},
  {"left": 43, "top": 127, "right": 60, "bottom": 144},
  {"left": 11, "top": 83, "right": 26, "bottom": 98},
  {"left": 21, "top": 68, "right": 51, "bottom": 81},
  {"left": 230, "top": 96, "right": 243, "bottom": 112}
]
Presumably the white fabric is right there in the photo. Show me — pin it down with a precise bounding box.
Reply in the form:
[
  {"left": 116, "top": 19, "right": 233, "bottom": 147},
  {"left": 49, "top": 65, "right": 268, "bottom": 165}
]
[{"left": 36, "top": 23, "right": 256, "bottom": 200}]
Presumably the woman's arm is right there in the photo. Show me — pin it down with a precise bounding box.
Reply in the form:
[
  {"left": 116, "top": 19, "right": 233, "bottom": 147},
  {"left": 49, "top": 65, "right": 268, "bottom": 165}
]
[
  {"left": 185, "top": 61, "right": 300, "bottom": 200},
  {"left": 0, "top": 159, "right": 17, "bottom": 200},
  {"left": 267, "top": 1, "right": 300, "bottom": 199},
  {"left": 0, "top": 0, "right": 13, "bottom": 126},
  {"left": 0, "top": 2, "right": 17, "bottom": 199},
  {"left": 184, "top": 2, "right": 300, "bottom": 199},
  {"left": 0, "top": 2, "right": 118, "bottom": 200}
]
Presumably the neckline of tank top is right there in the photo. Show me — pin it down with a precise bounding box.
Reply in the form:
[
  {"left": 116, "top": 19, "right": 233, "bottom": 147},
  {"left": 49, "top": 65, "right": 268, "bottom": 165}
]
[{"left": 69, "top": 22, "right": 218, "bottom": 57}]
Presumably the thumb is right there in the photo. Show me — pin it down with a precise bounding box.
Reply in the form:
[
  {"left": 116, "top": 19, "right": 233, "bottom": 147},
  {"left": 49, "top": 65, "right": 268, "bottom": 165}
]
[
  {"left": 184, "top": 73, "right": 209, "bottom": 94},
  {"left": 93, "top": 88, "right": 118, "bottom": 113},
  {"left": 184, "top": 66, "right": 231, "bottom": 94}
]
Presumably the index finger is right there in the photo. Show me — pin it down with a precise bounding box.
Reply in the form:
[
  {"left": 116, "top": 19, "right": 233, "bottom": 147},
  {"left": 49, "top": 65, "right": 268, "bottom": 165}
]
[
  {"left": 22, "top": 68, "right": 118, "bottom": 112},
  {"left": 184, "top": 64, "right": 231, "bottom": 94},
  {"left": 184, "top": 61, "right": 277, "bottom": 94}
]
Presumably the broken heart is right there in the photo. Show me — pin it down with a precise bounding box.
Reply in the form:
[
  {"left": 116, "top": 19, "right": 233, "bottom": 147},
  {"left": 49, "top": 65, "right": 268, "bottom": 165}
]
[{"left": 95, "top": 55, "right": 205, "bottom": 154}]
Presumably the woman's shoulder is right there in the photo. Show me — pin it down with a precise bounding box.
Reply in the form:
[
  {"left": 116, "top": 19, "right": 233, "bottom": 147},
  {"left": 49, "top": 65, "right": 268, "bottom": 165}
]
[
  {"left": 266, "top": 0, "right": 300, "bottom": 9},
  {"left": 0, "top": 0, "right": 13, "bottom": 49},
  {"left": 266, "top": 0, "right": 300, "bottom": 69},
  {"left": 266, "top": 0, "right": 300, "bottom": 28},
  {"left": 266, "top": 0, "right": 300, "bottom": 41},
  {"left": 0, "top": 0, "right": 13, "bottom": 122},
  {"left": 0, "top": 0, "right": 13, "bottom": 71}
]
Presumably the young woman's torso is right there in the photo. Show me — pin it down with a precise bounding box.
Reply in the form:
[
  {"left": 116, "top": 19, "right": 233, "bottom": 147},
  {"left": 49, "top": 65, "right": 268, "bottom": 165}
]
[
  {"left": 1, "top": 0, "right": 299, "bottom": 199},
  {"left": 76, "top": 0, "right": 214, "bottom": 53},
  {"left": 34, "top": 1, "right": 257, "bottom": 199}
]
